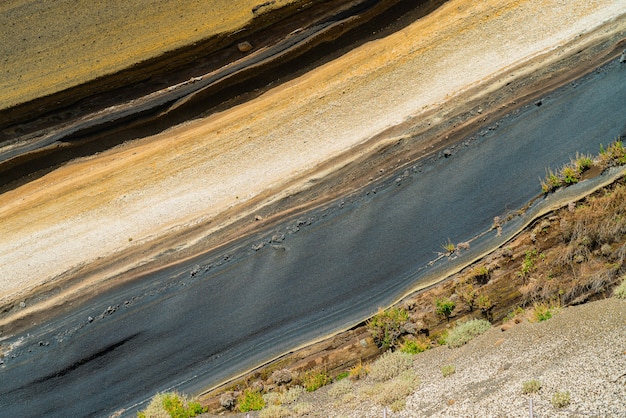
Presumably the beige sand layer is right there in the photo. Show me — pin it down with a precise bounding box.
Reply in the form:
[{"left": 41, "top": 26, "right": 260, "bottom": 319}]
[
  {"left": 0, "top": 0, "right": 295, "bottom": 109},
  {"left": 1, "top": 0, "right": 625, "bottom": 305}
]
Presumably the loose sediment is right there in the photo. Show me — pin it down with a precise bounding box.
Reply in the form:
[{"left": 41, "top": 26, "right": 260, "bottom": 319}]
[{"left": 1, "top": 0, "right": 625, "bottom": 328}]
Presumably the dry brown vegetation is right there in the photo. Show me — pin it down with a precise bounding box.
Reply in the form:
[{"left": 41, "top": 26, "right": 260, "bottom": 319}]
[{"left": 199, "top": 171, "right": 626, "bottom": 414}]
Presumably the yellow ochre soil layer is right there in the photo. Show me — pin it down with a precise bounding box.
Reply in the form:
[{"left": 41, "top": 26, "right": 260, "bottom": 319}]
[
  {"left": 0, "top": 0, "right": 625, "bottom": 317},
  {"left": 0, "top": 0, "right": 295, "bottom": 109}
]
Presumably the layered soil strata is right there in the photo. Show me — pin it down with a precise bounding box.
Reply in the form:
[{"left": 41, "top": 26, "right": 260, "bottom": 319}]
[{"left": 1, "top": 0, "right": 625, "bottom": 337}]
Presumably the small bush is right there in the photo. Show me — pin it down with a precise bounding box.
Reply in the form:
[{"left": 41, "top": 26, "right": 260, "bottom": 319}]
[
  {"left": 259, "top": 405, "right": 290, "bottom": 418},
  {"left": 441, "top": 364, "right": 456, "bottom": 377},
  {"left": 442, "top": 239, "right": 456, "bottom": 253},
  {"left": 446, "top": 319, "right": 492, "bottom": 348},
  {"left": 504, "top": 306, "right": 525, "bottom": 322},
  {"left": 614, "top": 276, "right": 626, "bottom": 299},
  {"left": 541, "top": 168, "right": 562, "bottom": 194},
  {"left": 291, "top": 402, "right": 313, "bottom": 416},
  {"left": 238, "top": 389, "right": 265, "bottom": 412},
  {"left": 560, "top": 165, "right": 581, "bottom": 185},
  {"left": 372, "top": 369, "right": 420, "bottom": 407},
  {"left": 518, "top": 249, "right": 538, "bottom": 278},
  {"left": 368, "top": 350, "right": 414, "bottom": 382},
  {"left": 574, "top": 153, "right": 593, "bottom": 172},
  {"left": 367, "top": 307, "right": 411, "bottom": 348},
  {"left": 531, "top": 302, "right": 557, "bottom": 322},
  {"left": 522, "top": 379, "right": 541, "bottom": 394},
  {"left": 328, "top": 377, "right": 353, "bottom": 398},
  {"left": 301, "top": 369, "right": 331, "bottom": 392},
  {"left": 435, "top": 297, "right": 455, "bottom": 322},
  {"left": 598, "top": 139, "right": 626, "bottom": 168},
  {"left": 280, "top": 385, "right": 304, "bottom": 404},
  {"left": 137, "top": 392, "right": 206, "bottom": 418},
  {"left": 551, "top": 391, "right": 571, "bottom": 408},
  {"left": 262, "top": 392, "right": 281, "bottom": 407},
  {"left": 349, "top": 360, "right": 369, "bottom": 380},
  {"left": 400, "top": 337, "right": 430, "bottom": 354},
  {"left": 335, "top": 371, "right": 349, "bottom": 381},
  {"left": 456, "top": 281, "right": 477, "bottom": 311}
]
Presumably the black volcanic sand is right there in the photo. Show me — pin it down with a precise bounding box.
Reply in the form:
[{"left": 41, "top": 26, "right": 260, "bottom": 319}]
[{"left": 0, "top": 54, "right": 625, "bottom": 417}]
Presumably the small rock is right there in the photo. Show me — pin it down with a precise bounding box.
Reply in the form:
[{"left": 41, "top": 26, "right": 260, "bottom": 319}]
[
  {"left": 620, "top": 49, "right": 626, "bottom": 63},
  {"left": 500, "top": 323, "right": 513, "bottom": 332},
  {"left": 19, "top": 301, "right": 26, "bottom": 308},
  {"left": 535, "top": 100, "right": 543, "bottom": 107},
  {"left": 255, "top": 214, "right": 263, "bottom": 221},
  {"left": 443, "top": 148, "right": 452, "bottom": 158},
  {"left": 237, "top": 41, "right": 253, "bottom": 53},
  {"left": 271, "top": 368, "right": 293, "bottom": 385},
  {"left": 501, "top": 361, "right": 512, "bottom": 370},
  {"left": 88, "top": 316, "right": 94, "bottom": 323},
  {"left": 219, "top": 391, "right": 237, "bottom": 410}
]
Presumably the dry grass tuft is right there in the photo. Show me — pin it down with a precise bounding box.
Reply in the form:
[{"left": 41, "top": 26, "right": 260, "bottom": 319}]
[{"left": 368, "top": 351, "right": 414, "bottom": 382}]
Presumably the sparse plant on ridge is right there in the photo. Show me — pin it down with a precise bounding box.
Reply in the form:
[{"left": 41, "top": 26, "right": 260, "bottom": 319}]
[
  {"left": 367, "top": 306, "right": 411, "bottom": 348},
  {"left": 368, "top": 350, "right": 414, "bottom": 382},
  {"left": 400, "top": 337, "right": 430, "bottom": 354},
  {"left": 300, "top": 368, "right": 331, "bottom": 392},
  {"left": 446, "top": 318, "right": 491, "bottom": 348},
  {"left": 238, "top": 388, "right": 265, "bottom": 412},
  {"left": 551, "top": 390, "right": 571, "bottom": 408},
  {"left": 522, "top": 379, "right": 541, "bottom": 394},
  {"left": 614, "top": 275, "right": 626, "bottom": 299},
  {"left": 435, "top": 297, "right": 455, "bottom": 322},
  {"left": 137, "top": 392, "right": 206, "bottom": 418},
  {"left": 441, "top": 364, "right": 456, "bottom": 377},
  {"left": 442, "top": 239, "right": 456, "bottom": 254}
]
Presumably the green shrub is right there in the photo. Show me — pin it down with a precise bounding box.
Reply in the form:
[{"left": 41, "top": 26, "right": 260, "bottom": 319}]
[
  {"left": 541, "top": 168, "right": 562, "bottom": 194},
  {"left": 349, "top": 360, "right": 369, "bottom": 380},
  {"left": 400, "top": 337, "right": 430, "bottom": 354},
  {"left": 446, "top": 319, "right": 492, "bottom": 348},
  {"left": 238, "top": 388, "right": 265, "bottom": 412},
  {"left": 551, "top": 391, "right": 570, "bottom": 408},
  {"left": 614, "top": 276, "right": 626, "bottom": 299},
  {"left": 137, "top": 392, "right": 206, "bottom": 418},
  {"left": 504, "top": 306, "right": 525, "bottom": 322},
  {"left": 531, "top": 302, "right": 557, "bottom": 322},
  {"left": 456, "top": 281, "right": 477, "bottom": 311},
  {"left": 435, "top": 297, "right": 455, "bottom": 322},
  {"left": 574, "top": 153, "right": 593, "bottom": 172},
  {"left": 442, "top": 239, "right": 456, "bottom": 254},
  {"left": 335, "top": 371, "right": 349, "bottom": 381},
  {"left": 560, "top": 164, "right": 581, "bottom": 185},
  {"left": 368, "top": 350, "right": 414, "bottom": 382},
  {"left": 518, "top": 249, "right": 537, "bottom": 278},
  {"left": 367, "top": 306, "right": 411, "bottom": 348},
  {"left": 599, "top": 139, "right": 626, "bottom": 168},
  {"left": 301, "top": 369, "right": 331, "bottom": 392},
  {"left": 441, "top": 364, "right": 456, "bottom": 377},
  {"left": 522, "top": 379, "right": 541, "bottom": 394}
]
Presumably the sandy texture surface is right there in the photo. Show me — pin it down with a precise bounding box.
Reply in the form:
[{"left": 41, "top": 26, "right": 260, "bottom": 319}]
[
  {"left": 1, "top": 1, "right": 625, "bottom": 307},
  {"left": 259, "top": 297, "right": 626, "bottom": 417},
  {"left": 0, "top": 0, "right": 295, "bottom": 109}
]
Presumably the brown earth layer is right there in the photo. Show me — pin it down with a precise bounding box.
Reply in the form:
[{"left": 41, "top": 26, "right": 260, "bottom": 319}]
[{"left": 1, "top": 3, "right": 625, "bottom": 340}]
